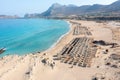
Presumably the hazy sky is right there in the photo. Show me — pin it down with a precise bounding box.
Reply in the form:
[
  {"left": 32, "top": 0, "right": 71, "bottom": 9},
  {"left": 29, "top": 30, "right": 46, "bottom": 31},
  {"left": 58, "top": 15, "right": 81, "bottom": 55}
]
[{"left": 0, "top": 0, "right": 118, "bottom": 16}]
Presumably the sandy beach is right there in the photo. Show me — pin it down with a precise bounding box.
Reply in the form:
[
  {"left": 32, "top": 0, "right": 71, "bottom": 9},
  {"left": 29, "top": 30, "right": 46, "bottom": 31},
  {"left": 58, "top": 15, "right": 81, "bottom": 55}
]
[{"left": 0, "top": 20, "right": 120, "bottom": 80}]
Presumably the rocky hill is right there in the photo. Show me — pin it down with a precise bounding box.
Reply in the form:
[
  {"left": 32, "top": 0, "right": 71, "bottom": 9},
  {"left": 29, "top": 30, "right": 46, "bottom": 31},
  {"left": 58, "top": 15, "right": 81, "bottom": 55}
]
[{"left": 24, "top": 0, "right": 120, "bottom": 18}]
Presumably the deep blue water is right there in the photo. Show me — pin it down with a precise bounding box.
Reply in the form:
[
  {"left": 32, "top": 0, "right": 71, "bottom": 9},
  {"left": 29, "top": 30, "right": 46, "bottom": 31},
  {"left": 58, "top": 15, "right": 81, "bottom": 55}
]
[{"left": 0, "top": 19, "right": 69, "bottom": 57}]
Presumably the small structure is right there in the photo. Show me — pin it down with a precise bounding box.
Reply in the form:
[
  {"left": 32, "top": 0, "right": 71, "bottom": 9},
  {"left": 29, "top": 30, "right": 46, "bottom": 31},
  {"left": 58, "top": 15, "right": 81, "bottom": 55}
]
[{"left": 0, "top": 48, "right": 6, "bottom": 54}]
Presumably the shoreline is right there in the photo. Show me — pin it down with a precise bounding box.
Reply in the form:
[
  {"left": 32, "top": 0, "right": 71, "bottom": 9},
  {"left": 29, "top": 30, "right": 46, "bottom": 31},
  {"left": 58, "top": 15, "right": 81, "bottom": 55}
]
[
  {"left": 0, "top": 20, "right": 120, "bottom": 80},
  {"left": 0, "top": 19, "right": 70, "bottom": 58},
  {"left": 44, "top": 20, "right": 72, "bottom": 53}
]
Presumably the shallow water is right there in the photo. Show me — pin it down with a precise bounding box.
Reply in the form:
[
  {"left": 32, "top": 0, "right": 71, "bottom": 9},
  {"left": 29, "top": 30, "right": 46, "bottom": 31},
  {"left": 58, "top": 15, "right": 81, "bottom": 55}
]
[{"left": 0, "top": 19, "right": 69, "bottom": 57}]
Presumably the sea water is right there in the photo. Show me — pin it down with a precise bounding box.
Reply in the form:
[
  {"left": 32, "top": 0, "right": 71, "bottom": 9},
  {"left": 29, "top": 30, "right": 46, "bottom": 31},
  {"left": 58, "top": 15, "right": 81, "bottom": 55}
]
[{"left": 0, "top": 19, "right": 69, "bottom": 57}]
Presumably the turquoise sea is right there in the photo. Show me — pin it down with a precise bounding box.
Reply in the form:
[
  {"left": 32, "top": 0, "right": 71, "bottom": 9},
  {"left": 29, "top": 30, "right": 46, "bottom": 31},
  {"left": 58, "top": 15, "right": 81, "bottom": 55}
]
[{"left": 0, "top": 19, "right": 69, "bottom": 57}]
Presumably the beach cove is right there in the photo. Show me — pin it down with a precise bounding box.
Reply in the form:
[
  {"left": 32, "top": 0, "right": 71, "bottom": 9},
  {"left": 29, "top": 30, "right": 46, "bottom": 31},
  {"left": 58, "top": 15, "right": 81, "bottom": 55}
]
[
  {"left": 0, "top": 20, "right": 120, "bottom": 80},
  {"left": 0, "top": 19, "right": 69, "bottom": 57}
]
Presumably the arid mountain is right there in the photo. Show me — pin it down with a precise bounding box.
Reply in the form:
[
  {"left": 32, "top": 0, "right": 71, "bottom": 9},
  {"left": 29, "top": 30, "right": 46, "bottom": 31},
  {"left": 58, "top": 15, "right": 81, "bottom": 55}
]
[
  {"left": 105, "top": 0, "right": 120, "bottom": 12},
  {"left": 24, "top": 0, "right": 120, "bottom": 18},
  {"left": 40, "top": 0, "right": 120, "bottom": 16},
  {"left": 40, "top": 3, "right": 91, "bottom": 16}
]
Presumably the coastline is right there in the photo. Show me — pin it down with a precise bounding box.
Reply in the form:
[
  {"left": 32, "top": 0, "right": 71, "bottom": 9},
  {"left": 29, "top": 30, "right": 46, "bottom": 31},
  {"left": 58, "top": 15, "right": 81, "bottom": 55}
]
[
  {"left": 44, "top": 20, "right": 72, "bottom": 53},
  {"left": 0, "top": 20, "right": 120, "bottom": 80},
  {"left": 0, "top": 19, "right": 70, "bottom": 57}
]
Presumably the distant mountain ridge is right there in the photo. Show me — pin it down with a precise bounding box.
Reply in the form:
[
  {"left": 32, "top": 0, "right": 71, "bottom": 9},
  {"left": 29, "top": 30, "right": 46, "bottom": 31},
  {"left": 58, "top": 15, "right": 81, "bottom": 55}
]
[
  {"left": 0, "top": 15, "right": 19, "bottom": 19},
  {"left": 24, "top": 0, "right": 120, "bottom": 18}
]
